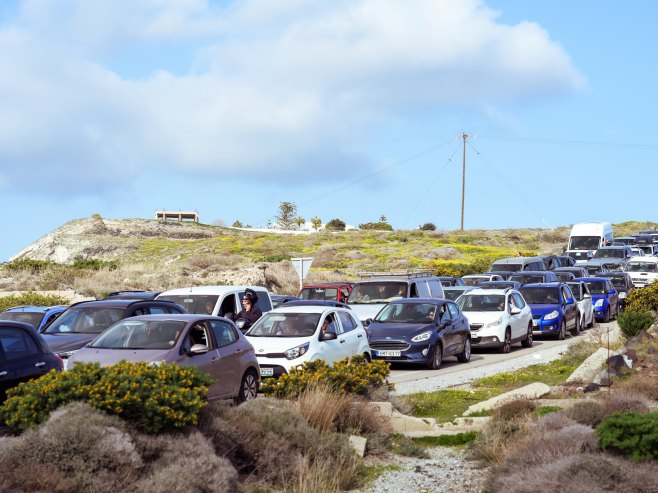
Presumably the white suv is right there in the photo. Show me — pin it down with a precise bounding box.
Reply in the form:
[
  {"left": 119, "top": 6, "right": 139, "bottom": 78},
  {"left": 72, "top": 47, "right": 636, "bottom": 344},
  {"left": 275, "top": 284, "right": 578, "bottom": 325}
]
[
  {"left": 456, "top": 288, "right": 533, "bottom": 353},
  {"left": 625, "top": 256, "right": 658, "bottom": 288},
  {"left": 245, "top": 303, "right": 371, "bottom": 378}
]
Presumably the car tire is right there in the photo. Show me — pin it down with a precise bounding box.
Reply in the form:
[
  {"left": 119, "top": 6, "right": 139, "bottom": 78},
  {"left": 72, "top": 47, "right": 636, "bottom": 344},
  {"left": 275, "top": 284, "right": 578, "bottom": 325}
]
[
  {"left": 457, "top": 337, "right": 471, "bottom": 363},
  {"left": 235, "top": 369, "right": 259, "bottom": 404},
  {"left": 428, "top": 343, "right": 443, "bottom": 370},
  {"left": 363, "top": 352, "right": 372, "bottom": 363},
  {"left": 521, "top": 322, "right": 533, "bottom": 348},
  {"left": 556, "top": 321, "right": 566, "bottom": 340},
  {"left": 571, "top": 315, "right": 581, "bottom": 336},
  {"left": 587, "top": 312, "right": 594, "bottom": 328},
  {"left": 500, "top": 328, "right": 511, "bottom": 353},
  {"left": 604, "top": 307, "right": 610, "bottom": 324}
]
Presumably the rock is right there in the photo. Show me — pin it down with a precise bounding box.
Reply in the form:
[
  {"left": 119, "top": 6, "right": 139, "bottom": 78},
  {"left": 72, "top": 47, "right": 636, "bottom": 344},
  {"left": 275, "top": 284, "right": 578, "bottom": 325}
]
[
  {"left": 625, "top": 348, "right": 639, "bottom": 364},
  {"left": 348, "top": 435, "right": 367, "bottom": 457},
  {"left": 593, "top": 369, "right": 612, "bottom": 386},
  {"left": 607, "top": 354, "right": 632, "bottom": 373},
  {"left": 466, "top": 382, "right": 551, "bottom": 414},
  {"left": 584, "top": 383, "right": 601, "bottom": 393},
  {"left": 567, "top": 347, "right": 609, "bottom": 383}
]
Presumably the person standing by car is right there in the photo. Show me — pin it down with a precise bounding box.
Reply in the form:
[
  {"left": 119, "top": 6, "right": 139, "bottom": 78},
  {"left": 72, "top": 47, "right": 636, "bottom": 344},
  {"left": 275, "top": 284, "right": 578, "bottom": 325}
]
[{"left": 235, "top": 289, "right": 263, "bottom": 331}]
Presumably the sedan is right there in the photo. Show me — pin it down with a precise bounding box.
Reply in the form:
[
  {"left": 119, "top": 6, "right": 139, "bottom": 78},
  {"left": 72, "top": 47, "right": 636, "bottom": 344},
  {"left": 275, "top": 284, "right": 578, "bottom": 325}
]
[
  {"left": 367, "top": 298, "right": 471, "bottom": 369},
  {"left": 68, "top": 315, "right": 260, "bottom": 403},
  {"left": 1, "top": 321, "right": 64, "bottom": 403}
]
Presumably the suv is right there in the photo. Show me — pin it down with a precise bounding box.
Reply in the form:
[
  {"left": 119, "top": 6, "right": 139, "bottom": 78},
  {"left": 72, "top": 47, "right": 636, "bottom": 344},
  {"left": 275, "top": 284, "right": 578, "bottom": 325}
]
[
  {"left": 40, "top": 298, "right": 186, "bottom": 368},
  {"left": 488, "top": 256, "right": 546, "bottom": 275},
  {"left": 298, "top": 282, "right": 352, "bottom": 303},
  {"left": 624, "top": 256, "right": 658, "bottom": 288},
  {"left": 586, "top": 246, "right": 633, "bottom": 272},
  {"left": 574, "top": 277, "right": 619, "bottom": 323},
  {"left": 519, "top": 282, "right": 579, "bottom": 339},
  {"left": 347, "top": 272, "right": 444, "bottom": 321},
  {"left": 156, "top": 286, "right": 273, "bottom": 320},
  {"left": 0, "top": 305, "right": 67, "bottom": 332},
  {"left": 457, "top": 288, "right": 533, "bottom": 353}
]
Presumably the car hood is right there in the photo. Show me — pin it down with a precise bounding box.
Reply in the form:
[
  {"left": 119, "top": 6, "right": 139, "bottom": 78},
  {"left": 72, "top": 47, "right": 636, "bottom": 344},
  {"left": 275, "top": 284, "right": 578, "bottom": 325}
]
[
  {"left": 460, "top": 311, "right": 503, "bottom": 324},
  {"left": 41, "top": 333, "right": 96, "bottom": 353},
  {"left": 246, "top": 336, "right": 312, "bottom": 353},
  {"left": 70, "top": 348, "right": 172, "bottom": 366},
  {"left": 527, "top": 304, "right": 561, "bottom": 317},
  {"left": 367, "top": 322, "right": 433, "bottom": 340},
  {"left": 347, "top": 303, "right": 385, "bottom": 321},
  {"left": 588, "top": 258, "right": 624, "bottom": 267}
]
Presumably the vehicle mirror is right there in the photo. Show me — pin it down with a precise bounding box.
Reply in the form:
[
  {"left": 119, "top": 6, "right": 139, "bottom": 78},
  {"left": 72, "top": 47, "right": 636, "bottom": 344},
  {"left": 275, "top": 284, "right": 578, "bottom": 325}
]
[
  {"left": 363, "top": 318, "right": 372, "bottom": 327},
  {"left": 510, "top": 307, "right": 521, "bottom": 315},
  {"left": 608, "top": 290, "right": 617, "bottom": 295},
  {"left": 321, "top": 331, "right": 338, "bottom": 341},
  {"left": 584, "top": 293, "right": 592, "bottom": 299},
  {"left": 235, "top": 318, "right": 247, "bottom": 332},
  {"left": 566, "top": 298, "right": 575, "bottom": 304},
  {"left": 190, "top": 344, "right": 209, "bottom": 355}
]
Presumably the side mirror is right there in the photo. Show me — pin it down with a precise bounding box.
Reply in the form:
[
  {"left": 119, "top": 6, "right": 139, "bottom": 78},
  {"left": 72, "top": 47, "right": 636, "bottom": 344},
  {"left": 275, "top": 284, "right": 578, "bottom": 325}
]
[
  {"left": 510, "top": 307, "right": 521, "bottom": 315},
  {"left": 235, "top": 319, "right": 248, "bottom": 332},
  {"left": 608, "top": 290, "right": 617, "bottom": 296},
  {"left": 190, "top": 344, "right": 209, "bottom": 355},
  {"left": 321, "top": 331, "right": 337, "bottom": 341},
  {"left": 583, "top": 293, "right": 592, "bottom": 299},
  {"left": 566, "top": 297, "right": 575, "bottom": 304},
  {"left": 363, "top": 318, "right": 372, "bottom": 327}
]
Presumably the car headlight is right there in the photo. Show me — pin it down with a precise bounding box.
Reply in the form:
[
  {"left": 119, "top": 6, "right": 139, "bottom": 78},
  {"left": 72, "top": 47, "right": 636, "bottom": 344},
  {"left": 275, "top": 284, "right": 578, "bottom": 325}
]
[
  {"left": 544, "top": 311, "right": 559, "bottom": 321},
  {"left": 619, "top": 292, "right": 627, "bottom": 299},
  {"left": 285, "top": 343, "right": 310, "bottom": 360},
  {"left": 411, "top": 331, "right": 432, "bottom": 342},
  {"left": 485, "top": 317, "right": 502, "bottom": 328},
  {"left": 594, "top": 299, "right": 604, "bottom": 307}
]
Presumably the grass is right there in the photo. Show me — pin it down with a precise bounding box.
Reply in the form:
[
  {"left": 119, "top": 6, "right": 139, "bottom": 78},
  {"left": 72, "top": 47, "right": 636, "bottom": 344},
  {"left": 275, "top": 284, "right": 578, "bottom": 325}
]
[
  {"left": 413, "top": 432, "right": 479, "bottom": 447},
  {"left": 354, "top": 465, "right": 402, "bottom": 487}
]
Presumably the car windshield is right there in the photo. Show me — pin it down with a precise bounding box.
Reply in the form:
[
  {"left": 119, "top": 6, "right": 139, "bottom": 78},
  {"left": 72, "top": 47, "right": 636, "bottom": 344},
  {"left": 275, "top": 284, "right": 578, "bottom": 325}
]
[
  {"left": 375, "top": 303, "right": 438, "bottom": 323},
  {"left": 247, "top": 313, "right": 320, "bottom": 337},
  {"left": 567, "top": 251, "right": 588, "bottom": 260},
  {"left": 594, "top": 249, "right": 623, "bottom": 259},
  {"left": 605, "top": 277, "right": 626, "bottom": 288},
  {"left": 489, "top": 263, "right": 522, "bottom": 273},
  {"left": 566, "top": 284, "right": 583, "bottom": 301},
  {"left": 569, "top": 236, "right": 600, "bottom": 250},
  {"left": 157, "top": 294, "right": 219, "bottom": 314},
  {"left": 90, "top": 319, "right": 186, "bottom": 349},
  {"left": 586, "top": 265, "right": 602, "bottom": 274},
  {"left": 626, "top": 262, "right": 658, "bottom": 273},
  {"left": 555, "top": 273, "right": 573, "bottom": 281},
  {"left": 457, "top": 294, "right": 505, "bottom": 312},
  {"left": 584, "top": 282, "right": 607, "bottom": 295},
  {"left": 44, "top": 307, "right": 124, "bottom": 334},
  {"left": 518, "top": 288, "right": 559, "bottom": 304},
  {"left": 299, "top": 287, "right": 338, "bottom": 301},
  {"left": 0, "top": 312, "right": 44, "bottom": 328},
  {"left": 510, "top": 275, "right": 544, "bottom": 284},
  {"left": 348, "top": 282, "right": 406, "bottom": 304},
  {"left": 443, "top": 290, "right": 465, "bottom": 301}
]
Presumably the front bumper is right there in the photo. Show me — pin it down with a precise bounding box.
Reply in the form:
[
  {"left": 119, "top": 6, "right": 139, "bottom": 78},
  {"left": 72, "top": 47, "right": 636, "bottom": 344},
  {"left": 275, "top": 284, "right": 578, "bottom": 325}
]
[
  {"left": 593, "top": 303, "right": 610, "bottom": 320},
  {"left": 370, "top": 340, "right": 434, "bottom": 364},
  {"left": 532, "top": 317, "right": 561, "bottom": 335}
]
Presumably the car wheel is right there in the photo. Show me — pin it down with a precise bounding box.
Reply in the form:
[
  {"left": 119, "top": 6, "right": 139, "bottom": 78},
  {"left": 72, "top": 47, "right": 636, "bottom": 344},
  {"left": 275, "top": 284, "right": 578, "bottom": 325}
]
[
  {"left": 556, "top": 321, "right": 566, "bottom": 340},
  {"left": 235, "top": 369, "right": 259, "bottom": 404},
  {"left": 457, "top": 337, "right": 471, "bottom": 363},
  {"left": 587, "top": 312, "right": 594, "bottom": 328},
  {"left": 604, "top": 307, "right": 610, "bottom": 324},
  {"left": 363, "top": 352, "right": 372, "bottom": 363},
  {"left": 571, "top": 315, "right": 581, "bottom": 336},
  {"left": 501, "top": 328, "right": 511, "bottom": 353},
  {"left": 521, "top": 322, "right": 533, "bottom": 348},
  {"left": 428, "top": 343, "right": 443, "bottom": 370}
]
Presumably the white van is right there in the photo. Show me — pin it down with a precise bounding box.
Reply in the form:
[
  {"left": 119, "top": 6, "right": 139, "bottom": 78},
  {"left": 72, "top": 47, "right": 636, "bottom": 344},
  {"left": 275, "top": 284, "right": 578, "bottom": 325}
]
[
  {"left": 565, "top": 222, "right": 614, "bottom": 264},
  {"left": 156, "top": 286, "right": 273, "bottom": 320}
]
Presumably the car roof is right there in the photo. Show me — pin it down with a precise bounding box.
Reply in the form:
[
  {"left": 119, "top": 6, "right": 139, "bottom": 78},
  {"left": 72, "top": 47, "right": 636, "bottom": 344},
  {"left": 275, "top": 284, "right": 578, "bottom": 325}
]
[
  {"left": 301, "top": 282, "right": 352, "bottom": 288},
  {"left": 282, "top": 300, "right": 350, "bottom": 308},
  {"left": 467, "top": 288, "right": 513, "bottom": 295},
  {"left": 574, "top": 277, "right": 609, "bottom": 282},
  {"left": 519, "top": 282, "right": 563, "bottom": 288},
  {"left": 3, "top": 305, "right": 67, "bottom": 313},
  {"left": 386, "top": 297, "right": 451, "bottom": 304},
  {"left": 508, "top": 271, "right": 553, "bottom": 275},
  {"left": 107, "top": 314, "right": 233, "bottom": 322},
  {"left": 629, "top": 256, "right": 658, "bottom": 262},
  {"left": 267, "top": 305, "right": 353, "bottom": 314},
  {"left": 157, "top": 285, "right": 270, "bottom": 296},
  {"left": 67, "top": 299, "right": 181, "bottom": 309}
]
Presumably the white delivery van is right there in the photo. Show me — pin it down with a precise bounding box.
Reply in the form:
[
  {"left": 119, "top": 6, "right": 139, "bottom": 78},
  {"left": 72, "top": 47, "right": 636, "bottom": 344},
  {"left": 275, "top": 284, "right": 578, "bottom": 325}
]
[{"left": 565, "top": 222, "right": 613, "bottom": 265}]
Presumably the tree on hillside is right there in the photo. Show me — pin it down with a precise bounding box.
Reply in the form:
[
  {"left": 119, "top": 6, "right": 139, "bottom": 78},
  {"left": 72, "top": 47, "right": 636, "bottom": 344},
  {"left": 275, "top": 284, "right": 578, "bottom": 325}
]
[
  {"left": 325, "top": 218, "right": 346, "bottom": 231},
  {"left": 419, "top": 223, "right": 436, "bottom": 231},
  {"left": 232, "top": 220, "right": 244, "bottom": 228},
  {"left": 295, "top": 216, "right": 306, "bottom": 229},
  {"left": 275, "top": 202, "right": 297, "bottom": 230},
  {"left": 311, "top": 217, "right": 322, "bottom": 230},
  {"left": 379, "top": 215, "right": 387, "bottom": 222}
]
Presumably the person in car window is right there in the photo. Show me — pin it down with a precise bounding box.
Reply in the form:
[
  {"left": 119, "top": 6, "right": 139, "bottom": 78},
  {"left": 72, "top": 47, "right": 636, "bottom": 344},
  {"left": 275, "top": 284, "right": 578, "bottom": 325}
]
[
  {"left": 321, "top": 317, "right": 336, "bottom": 334},
  {"left": 235, "top": 289, "right": 263, "bottom": 331}
]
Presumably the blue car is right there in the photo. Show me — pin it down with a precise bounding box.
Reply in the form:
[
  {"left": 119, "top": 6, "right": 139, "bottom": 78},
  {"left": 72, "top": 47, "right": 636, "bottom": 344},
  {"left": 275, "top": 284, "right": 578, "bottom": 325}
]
[
  {"left": 519, "top": 282, "right": 579, "bottom": 339},
  {"left": 575, "top": 277, "right": 619, "bottom": 323},
  {"left": 367, "top": 298, "right": 471, "bottom": 369},
  {"left": 0, "top": 305, "right": 67, "bottom": 332}
]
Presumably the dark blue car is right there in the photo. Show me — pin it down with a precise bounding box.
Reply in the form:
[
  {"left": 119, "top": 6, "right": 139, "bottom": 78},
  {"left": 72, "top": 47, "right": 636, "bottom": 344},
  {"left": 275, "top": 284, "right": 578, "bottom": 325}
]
[
  {"left": 575, "top": 277, "right": 619, "bottom": 323},
  {"left": 519, "top": 282, "right": 579, "bottom": 339},
  {"left": 367, "top": 298, "right": 471, "bottom": 369}
]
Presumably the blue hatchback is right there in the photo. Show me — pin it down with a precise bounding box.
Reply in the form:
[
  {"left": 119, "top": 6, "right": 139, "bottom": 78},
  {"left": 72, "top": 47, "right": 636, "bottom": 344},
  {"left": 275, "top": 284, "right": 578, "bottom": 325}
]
[
  {"left": 0, "top": 305, "right": 67, "bottom": 332},
  {"left": 574, "top": 277, "right": 619, "bottom": 323},
  {"left": 519, "top": 283, "right": 579, "bottom": 339}
]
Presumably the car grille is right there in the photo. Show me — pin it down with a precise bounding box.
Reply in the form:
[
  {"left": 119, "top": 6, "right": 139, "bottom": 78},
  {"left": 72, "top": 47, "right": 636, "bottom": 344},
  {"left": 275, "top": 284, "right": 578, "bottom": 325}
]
[
  {"left": 369, "top": 341, "right": 410, "bottom": 351},
  {"left": 258, "top": 352, "right": 287, "bottom": 358},
  {"left": 469, "top": 324, "right": 483, "bottom": 331}
]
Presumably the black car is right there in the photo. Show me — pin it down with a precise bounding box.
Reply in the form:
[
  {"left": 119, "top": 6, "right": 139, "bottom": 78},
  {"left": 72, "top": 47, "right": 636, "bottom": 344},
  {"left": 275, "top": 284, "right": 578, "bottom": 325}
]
[
  {"left": 270, "top": 294, "right": 302, "bottom": 308},
  {"left": 598, "top": 272, "right": 634, "bottom": 310},
  {"left": 508, "top": 271, "right": 559, "bottom": 286},
  {"left": 437, "top": 276, "right": 466, "bottom": 287},
  {"left": 553, "top": 266, "right": 589, "bottom": 278},
  {"left": 1, "top": 321, "right": 64, "bottom": 403},
  {"left": 40, "top": 299, "right": 186, "bottom": 368},
  {"left": 553, "top": 271, "right": 576, "bottom": 282},
  {"left": 367, "top": 298, "right": 471, "bottom": 369},
  {"left": 555, "top": 255, "right": 577, "bottom": 267}
]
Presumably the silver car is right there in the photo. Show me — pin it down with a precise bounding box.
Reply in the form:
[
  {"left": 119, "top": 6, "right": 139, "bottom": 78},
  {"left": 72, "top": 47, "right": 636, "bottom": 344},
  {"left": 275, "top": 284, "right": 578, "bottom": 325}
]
[{"left": 69, "top": 314, "right": 259, "bottom": 402}]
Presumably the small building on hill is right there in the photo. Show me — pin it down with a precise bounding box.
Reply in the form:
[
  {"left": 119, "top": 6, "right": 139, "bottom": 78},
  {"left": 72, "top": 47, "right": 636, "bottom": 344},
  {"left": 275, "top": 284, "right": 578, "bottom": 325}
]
[{"left": 154, "top": 210, "right": 199, "bottom": 223}]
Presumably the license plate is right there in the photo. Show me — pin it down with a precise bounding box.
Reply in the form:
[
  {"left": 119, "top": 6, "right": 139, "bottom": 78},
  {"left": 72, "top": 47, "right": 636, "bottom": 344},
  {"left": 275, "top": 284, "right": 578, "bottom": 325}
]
[
  {"left": 532, "top": 320, "right": 538, "bottom": 327},
  {"left": 376, "top": 350, "right": 401, "bottom": 357},
  {"left": 260, "top": 367, "right": 274, "bottom": 377}
]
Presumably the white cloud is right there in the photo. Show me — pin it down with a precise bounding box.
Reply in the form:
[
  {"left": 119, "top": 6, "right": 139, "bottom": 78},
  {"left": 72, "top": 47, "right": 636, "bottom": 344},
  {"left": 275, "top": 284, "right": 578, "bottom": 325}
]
[{"left": 0, "top": 0, "right": 585, "bottom": 194}]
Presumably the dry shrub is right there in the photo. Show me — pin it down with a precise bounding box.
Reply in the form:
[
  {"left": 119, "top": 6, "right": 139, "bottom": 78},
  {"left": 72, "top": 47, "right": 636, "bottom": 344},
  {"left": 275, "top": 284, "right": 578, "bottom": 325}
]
[
  {"left": 600, "top": 391, "right": 651, "bottom": 416},
  {"left": 617, "top": 373, "right": 658, "bottom": 400},
  {"left": 262, "top": 261, "right": 298, "bottom": 294},
  {"left": 0, "top": 402, "right": 143, "bottom": 493},
  {"left": 311, "top": 245, "right": 337, "bottom": 268},
  {"left": 533, "top": 412, "right": 576, "bottom": 432},
  {"left": 133, "top": 432, "right": 238, "bottom": 493},
  {"left": 186, "top": 254, "right": 243, "bottom": 270},
  {"left": 198, "top": 399, "right": 361, "bottom": 492},
  {"left": 565, "top": 400, "right": 607, "bottom": 427},
  {"left": 337, "top": 398, "right": 392, "bottom": 435},
  {"left": 492, "top": 398, "right": 537, "bottom": 422},
  {"left": 486, "top": 453, "right": 658, "bottom": 493},
  {"left": 297, "top": 383, "right": 352, "bottom": 434}
]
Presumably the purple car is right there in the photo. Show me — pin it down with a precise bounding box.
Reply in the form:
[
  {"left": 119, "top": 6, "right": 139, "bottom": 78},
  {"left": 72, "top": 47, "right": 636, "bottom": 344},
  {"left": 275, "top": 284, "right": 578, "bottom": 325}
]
[{"left": 68, "top": 314, "right": 260, "bottom": 403}]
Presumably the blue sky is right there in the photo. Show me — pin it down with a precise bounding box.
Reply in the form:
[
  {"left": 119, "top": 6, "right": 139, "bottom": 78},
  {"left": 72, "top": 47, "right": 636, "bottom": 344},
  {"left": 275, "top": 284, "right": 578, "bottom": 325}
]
[{"left": 1, "top": 0, "right": 657, "bottom": 261}]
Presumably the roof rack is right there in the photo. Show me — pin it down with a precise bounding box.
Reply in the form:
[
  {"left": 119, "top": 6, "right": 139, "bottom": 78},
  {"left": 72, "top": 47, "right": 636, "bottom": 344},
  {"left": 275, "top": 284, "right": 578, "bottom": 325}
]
[{"left": 357, "top": 269, "right": 434, "bottom": 279}]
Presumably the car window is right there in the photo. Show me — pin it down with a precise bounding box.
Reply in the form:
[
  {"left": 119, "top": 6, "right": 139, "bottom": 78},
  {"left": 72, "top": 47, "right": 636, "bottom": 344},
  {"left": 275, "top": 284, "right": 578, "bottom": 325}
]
[
  {"left": 209, "top": 320, "right": 238, "bottom": 348},
  {"left": 447, "top": 302, "right": 460, "bottom": 319},
  {"left": 337, "top": 312, "right": 357, "bottom": 333},
  {"left": 248, "top": 313, "right": 319, "bottom": 337},
  {"left": 512, "top": 293, "right": 526, "bottom": 308},
  {"left": 375, "top": 303, "right": 438, "bottom": 323},
  {"left": 238, "top": 291, "right": 272, "bottom": 313},
  {"left": 428, "top": 280, "right": 444, "bottom": 297},
  {"left": 182, "top": 322, "right": 211, "bottom": 353},
  {"left": 0, "top": 312, "right": 44, "bottom": 328},
  {"left": 157, "top": 295, "right": 219, "bottom": 315},
  {"left": 0, "top": 327, "right": 39, "bottom": 360},
  {"left": 44, "top": 307, "right": 123, "bottom": 334},
  {"left": 416, "top": 281, "right": 431, "bottom": 297}
]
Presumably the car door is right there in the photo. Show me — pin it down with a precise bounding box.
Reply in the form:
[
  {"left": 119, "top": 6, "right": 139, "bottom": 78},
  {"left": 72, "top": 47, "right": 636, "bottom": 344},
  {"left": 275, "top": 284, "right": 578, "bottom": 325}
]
[
  {"left": 437, "top": 302, "right": 460, "bottom": 355},
  {"left": 506, "top": 294, "right": 523, "bottom": 340},
  {"left": 336, "top": 311, "right": 367, "bottom": 358},
  {"left": 208, "top": 319, "right": 242, "bottom": 398},
  {"left": 175, "top": 321, "right": 223, "bottom": 400},
  {"left": 561, "top": 285, "right": 577, "bottom": 330},
  {"left": 318, "top": 311, "right": 349, "bottom": 364},
  {"left": 446, "top": 302, "right": 468, "bottom": 354},
  {"left": 606, "top": 280, "right": 619, "bottom": 315},
  {"left": 0, "top": 326, "right": 52, "bottom": 402},
  {"left": 512, "top": 292, "right": 530, "bottom": 332}
]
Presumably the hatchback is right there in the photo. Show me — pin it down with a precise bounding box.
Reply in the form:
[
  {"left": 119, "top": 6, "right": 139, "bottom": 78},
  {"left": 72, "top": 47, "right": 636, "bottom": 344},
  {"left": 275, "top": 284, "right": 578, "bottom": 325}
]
[
  {"left": 1, "top": 321, "right": 64, "bottom": 403},
  {"left": 519, "top": 283, "right": 579, "bottom": 339},
  {"left": 575, "top": 277, "right": 619, "bottom": 323},
  {"left": 69, "top": 314, "right": 259, "bottom": 402},
  {"left": 0, "top": 305, "right": 67, "bottom": 332},
  {"left": 367, "top": 298, "right": 471, "bottom": 369}
]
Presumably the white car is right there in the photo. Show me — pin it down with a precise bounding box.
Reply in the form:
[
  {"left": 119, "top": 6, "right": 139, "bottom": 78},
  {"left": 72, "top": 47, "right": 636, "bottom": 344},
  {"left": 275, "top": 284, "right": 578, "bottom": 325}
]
[
  {"left": 456, "top": 288, "right": 533, "bottom": 353},
  {"left": 245, "top": 303, "right": 371, "bottom": 378},
  {"left": 566, "top": 281, "right": 594, "bottom": 329},
  {"left": 625, "top": 256, "right": 658, "bottom": 288}
]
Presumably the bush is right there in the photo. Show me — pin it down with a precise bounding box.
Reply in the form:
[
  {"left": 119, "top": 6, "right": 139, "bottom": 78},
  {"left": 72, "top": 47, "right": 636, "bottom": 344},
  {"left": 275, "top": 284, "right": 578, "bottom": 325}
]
[
  {"left": 72, "top": 258, "right": 119, "bottom": 271},
  {"left": 419, "top": 223, "right": 437, "bottom": 231},
  {"left": 625, "top": 281, "right": 658, "bottom": 311},
  {"left": 324, "top": 218, "right": 346, "bottom": 231},
  {"left": 564, "top": 400, "right": 606, "bottom": 427},
  {"left": 260, "top": 356, "right": 390, "bottom": 399},
  {"left": 1, "top": 362, "right": 212, "bottom": 433},
  {"left": 597, "top": 411, "right": 658, "bottom": 462},
  {"left": 617, "top": 309, "right": 655, "bottom": 338},
  {"left": 0, "top": 292, "right": 70, "bottom": 312},
  {"left": 359, "top": 221, "right": 393, "bottom": 231},
  {"left": 3, "top": 258, "right": 56, "bottom": 272}
]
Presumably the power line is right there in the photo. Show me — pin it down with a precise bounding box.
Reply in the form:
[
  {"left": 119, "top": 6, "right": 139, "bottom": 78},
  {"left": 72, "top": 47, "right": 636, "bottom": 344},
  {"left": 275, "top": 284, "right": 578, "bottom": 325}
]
[{"left": 478, "top": 134, "right": 658, "bottom": 150}]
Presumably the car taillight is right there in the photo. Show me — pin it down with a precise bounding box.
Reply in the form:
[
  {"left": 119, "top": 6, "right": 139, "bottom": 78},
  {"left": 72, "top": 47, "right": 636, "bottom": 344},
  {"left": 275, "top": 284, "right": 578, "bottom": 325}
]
[{"left": 54, "top": 354, "right": 65, "bottom": 370}]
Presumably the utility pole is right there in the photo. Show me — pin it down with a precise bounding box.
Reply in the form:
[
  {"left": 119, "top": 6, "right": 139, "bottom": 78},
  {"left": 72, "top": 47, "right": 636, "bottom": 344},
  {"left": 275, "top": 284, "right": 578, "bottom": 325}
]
[{"left": 460, "top": 133, "right": 468, "bottom": 231}]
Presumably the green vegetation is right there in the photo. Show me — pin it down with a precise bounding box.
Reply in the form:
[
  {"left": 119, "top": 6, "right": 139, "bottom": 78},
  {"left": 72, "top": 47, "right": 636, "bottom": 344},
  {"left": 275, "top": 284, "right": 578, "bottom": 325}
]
[
  {"left": 617, "top": 309, "right": 656, "bottom": 338},
  {"left": 626, "top": 281, "right": 658, "bottom": 312},
  {"left": 413, "top": 432, "right": 478, "bottom": 447},
  {"left": 597, "top": 411, "right": 658, "bottom": 462},
  {"left": 72, "top": 258, "right": 119, "bottom": 270},
  {"left": 0, "top": 292, "right": 70, "bottom": 311},
  {"left": 535, "top": 405, "right": 562, "bottom": 417}
]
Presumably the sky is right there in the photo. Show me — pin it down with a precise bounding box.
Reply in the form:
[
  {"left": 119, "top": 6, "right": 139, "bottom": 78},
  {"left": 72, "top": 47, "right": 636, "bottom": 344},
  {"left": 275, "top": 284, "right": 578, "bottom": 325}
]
[{"left": 1, "top": 0, "right": 657, "bottom": 261}]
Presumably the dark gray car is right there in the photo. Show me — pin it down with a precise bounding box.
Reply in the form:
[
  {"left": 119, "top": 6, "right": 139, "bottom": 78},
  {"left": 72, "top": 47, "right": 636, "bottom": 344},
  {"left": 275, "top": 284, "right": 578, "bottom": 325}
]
[{"left": 68, "top": 314, "right": 259, "bottom": 402}]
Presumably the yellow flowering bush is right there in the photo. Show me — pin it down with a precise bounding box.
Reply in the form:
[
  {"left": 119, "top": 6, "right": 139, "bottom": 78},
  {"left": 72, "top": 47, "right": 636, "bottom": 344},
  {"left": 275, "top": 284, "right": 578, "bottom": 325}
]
[
  {"left": 1, "top": 361, "right": 212, "bottom": 433},
  {"left": 260, "top": 355, "right": 390, "bottom": 398}
]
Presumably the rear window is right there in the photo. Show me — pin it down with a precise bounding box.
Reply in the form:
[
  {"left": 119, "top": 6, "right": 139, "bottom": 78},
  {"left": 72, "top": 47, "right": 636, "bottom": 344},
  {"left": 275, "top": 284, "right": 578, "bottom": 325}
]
[
  {"left": 490, "top": 263, "right": 522, "bottom": 273},
  {"left": 299, "top": 287, "right": 339, "bottom": 301},
  {"left": 0, "top": 312, "right": 44, "bottom": 329},
  {"left": 158, "top": 295, "right": 219, "bottom": 314}
]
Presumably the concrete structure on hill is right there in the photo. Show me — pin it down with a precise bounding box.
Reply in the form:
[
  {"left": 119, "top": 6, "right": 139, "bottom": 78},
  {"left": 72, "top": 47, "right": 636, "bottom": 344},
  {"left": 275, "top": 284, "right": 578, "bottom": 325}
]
[{"left": 154, "top": 210, "right": 199, "bottom": 223}]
